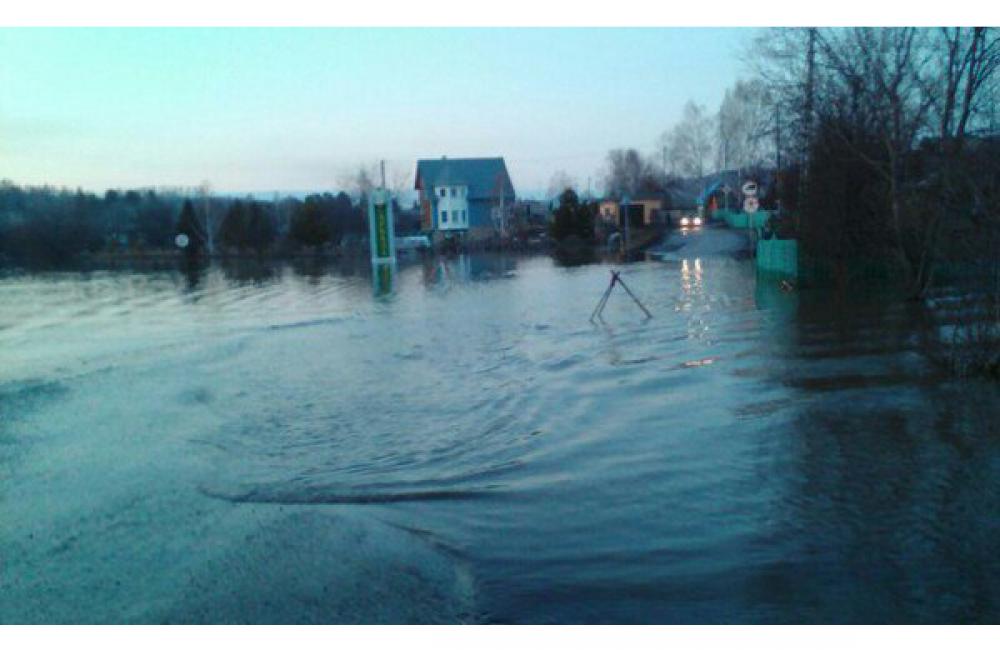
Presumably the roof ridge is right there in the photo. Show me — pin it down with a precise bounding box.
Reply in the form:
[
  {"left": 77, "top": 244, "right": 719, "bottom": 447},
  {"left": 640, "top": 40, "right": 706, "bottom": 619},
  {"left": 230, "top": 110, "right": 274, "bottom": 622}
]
[{"left": 416, "top": 156, "right": 504, "bottom": 162}]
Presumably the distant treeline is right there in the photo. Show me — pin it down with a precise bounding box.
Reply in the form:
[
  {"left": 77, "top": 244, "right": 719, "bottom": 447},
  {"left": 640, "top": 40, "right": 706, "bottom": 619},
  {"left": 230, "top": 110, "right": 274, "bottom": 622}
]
[{"left": 0, "top": 180, "right": 422, "bottom": 263}]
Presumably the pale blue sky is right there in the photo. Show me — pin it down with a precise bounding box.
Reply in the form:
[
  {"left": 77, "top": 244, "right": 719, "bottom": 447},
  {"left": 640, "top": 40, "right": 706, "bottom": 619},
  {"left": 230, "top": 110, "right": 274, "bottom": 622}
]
[{"left": 0, "top": 28, "right": 758, "bottom": 196}]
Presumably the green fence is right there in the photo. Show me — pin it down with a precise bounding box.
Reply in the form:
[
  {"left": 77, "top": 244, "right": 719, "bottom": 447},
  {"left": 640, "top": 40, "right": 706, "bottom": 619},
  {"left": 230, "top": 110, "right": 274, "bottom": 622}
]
[
  {"left": 718, "top": 210, "right": 773, "bottom": 230},
  {"left": 710, "top": 208, "right": 797, "bottom": 276},
  {"left": 756, "top": 238, "right": 798, "bottom": 278}
]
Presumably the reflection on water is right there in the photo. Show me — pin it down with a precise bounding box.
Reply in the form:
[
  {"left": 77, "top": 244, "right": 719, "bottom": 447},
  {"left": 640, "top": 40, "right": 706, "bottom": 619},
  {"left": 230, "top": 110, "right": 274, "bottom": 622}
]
[
  {"left": 1, "top": 252, "right": 998, "bottom": 623},
  {"left": 180, "top": 257, "right": 209, "bottom": 291},
  {"left": 373, "top": 263, "right": 395, "bottom": 297},
  {"left": 552, "top": 246, "right": 599, "bottom": 268},
  {"left": 219, "top": 257, "right": 279, "bottom": 287},
  {"left": 754, "top": 272, "right": 799, "bottom": 319}
]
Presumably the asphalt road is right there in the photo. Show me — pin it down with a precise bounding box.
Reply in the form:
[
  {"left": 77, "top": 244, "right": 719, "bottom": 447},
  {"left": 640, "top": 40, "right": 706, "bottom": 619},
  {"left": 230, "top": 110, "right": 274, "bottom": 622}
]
[{"left": 647, "top": 223, "right": 751, "bottom": 262}]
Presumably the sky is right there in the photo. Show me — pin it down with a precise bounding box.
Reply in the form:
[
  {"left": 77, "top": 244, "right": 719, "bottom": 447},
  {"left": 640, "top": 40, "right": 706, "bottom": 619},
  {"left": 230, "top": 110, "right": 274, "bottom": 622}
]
[{"left": 0, "top": 28, "right": 759, "bottom": 197}]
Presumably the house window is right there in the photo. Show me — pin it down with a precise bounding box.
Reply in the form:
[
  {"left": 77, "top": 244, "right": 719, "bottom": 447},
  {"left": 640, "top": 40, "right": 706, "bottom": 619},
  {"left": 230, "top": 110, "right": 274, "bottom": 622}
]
[
  {"left": 441, "top": 210, "right": 448, "bottom": 223},
  {"left": 462, "top": 210, "right": 467, "bottom": 223},
  {"left": 439, "top": 188, "right": 446, "bottom": 198},
  {"left": 450, "top": 188, "right": 457, "bottom": 197}
]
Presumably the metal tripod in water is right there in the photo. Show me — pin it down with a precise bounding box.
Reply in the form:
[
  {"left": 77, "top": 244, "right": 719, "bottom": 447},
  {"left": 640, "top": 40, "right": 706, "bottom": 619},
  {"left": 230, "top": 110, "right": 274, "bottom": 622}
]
[{"left": 590, "top": 269, "right": 653, "bottom": 322}]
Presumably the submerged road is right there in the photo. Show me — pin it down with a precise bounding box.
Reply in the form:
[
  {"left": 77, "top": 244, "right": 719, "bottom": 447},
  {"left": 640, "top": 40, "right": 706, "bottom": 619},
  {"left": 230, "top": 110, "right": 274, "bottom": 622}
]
[
  {"left": 3, "top": 248, "right": 1000, "bottom": 623},
  {"left": 647, "top": 223, "right": 751, "bottom": 261}
]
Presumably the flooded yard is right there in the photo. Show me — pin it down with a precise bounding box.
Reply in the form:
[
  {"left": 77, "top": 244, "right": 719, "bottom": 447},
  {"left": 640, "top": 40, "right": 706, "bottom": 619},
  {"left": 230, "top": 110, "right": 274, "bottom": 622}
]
[{"left": 1, "top": 245, "right": 999, "bottom": 623}]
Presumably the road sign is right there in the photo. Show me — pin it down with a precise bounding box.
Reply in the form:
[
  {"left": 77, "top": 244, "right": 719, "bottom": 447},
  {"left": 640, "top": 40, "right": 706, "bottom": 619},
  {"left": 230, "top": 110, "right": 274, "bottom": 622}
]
[
  {"left": 741, "top": 181, "right": 758, "bottom": 197},
  {"left": 744, "top": 196, "right": 760, "bottom": 213},
  {"left": 174, "top": 233, "right": 189, "bottom": 249}
]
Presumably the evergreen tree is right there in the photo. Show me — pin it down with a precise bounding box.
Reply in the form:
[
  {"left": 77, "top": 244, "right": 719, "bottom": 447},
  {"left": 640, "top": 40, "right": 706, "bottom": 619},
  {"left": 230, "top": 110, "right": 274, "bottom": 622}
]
[
  {"left": 329, "top": 191, "right": 355, "bottom": 242},
  {"left": 176, "top": 199, "right": 203, "bottom": 256},
  {"left": 219, "top": 200, "right": 249, "bottom": 250},
  {"left": 136, "top": 191, "right": 175, "bottom": 248},
  {"left": 246, "top": 201, "right": 276, "bottom": 252},
  {"left": 290, "top": 197, "right": 332, "bottom": 249},
  {"left": 550, "top": 189, "right": 595, "bottom": 243}
]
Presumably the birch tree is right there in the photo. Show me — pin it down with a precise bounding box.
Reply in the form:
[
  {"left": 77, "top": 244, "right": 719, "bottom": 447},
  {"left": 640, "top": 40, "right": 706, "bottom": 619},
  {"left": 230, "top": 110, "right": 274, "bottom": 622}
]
[
  {"left": 662, "top": 101, "right": 715, "bottom": 179},
  {"left": 717, "top": 80, "right": 775, "bottom": 170}
]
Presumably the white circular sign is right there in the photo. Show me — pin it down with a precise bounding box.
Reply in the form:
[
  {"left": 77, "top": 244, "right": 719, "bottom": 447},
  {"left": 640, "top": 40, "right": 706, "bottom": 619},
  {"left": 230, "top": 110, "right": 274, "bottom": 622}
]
[
  {"left": 175, "top": 233, "right": 190, "bottom": 248},
  {"left": 744, "top": 196, "right": 760, "bottom": 213},
  {"left": 741, "top": 181, "right": 758, "bottom": 197}
]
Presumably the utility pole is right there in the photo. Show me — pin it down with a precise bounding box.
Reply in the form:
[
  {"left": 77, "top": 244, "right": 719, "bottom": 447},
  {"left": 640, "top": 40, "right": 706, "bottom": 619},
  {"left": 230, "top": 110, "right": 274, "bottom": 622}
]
[
  {"left": 804, "top": 27, "right": 817, "bottom": 155},
  {"left": 775, "top": 102, "right": 782, "bottom": 218},
  {"left": 720, "top": 118, "right": 730, "bottom": 211},
  {"left": 720, "top": 117, "right": 726, "bottom": 171},
  {"left": 380, "top": 159, "right": 386, "bottom": 190},
  {"left": 500, "top": 182, "right": 506, "bottom": 240},
  {"left": 493, "top": 173, "right": 507, "bottom": 243},
  {"left": 798, "top": 27, "right": 817, "bottom": 227},
  {"left": 622, "top": 194, "right": 630, "bottom": 257}
]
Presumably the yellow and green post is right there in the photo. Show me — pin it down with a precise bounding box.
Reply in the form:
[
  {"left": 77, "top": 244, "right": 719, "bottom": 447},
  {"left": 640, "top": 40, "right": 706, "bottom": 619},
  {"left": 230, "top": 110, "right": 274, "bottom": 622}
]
[{"left": 368, "top": 188, "right": 396, "bottom": 265}]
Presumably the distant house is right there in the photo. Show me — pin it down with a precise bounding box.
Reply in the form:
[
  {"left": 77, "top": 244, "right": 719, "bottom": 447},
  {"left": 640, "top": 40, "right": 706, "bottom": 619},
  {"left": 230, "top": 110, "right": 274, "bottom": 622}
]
[
  {"left": 597, "top": 192, "right": 670, "bottom": 229},
  {"left": 414, "top": 157, "right": 515, "bottom": 243},
  {"left": 514, "top": 199, "right": 551, "bottom": 227},
  {"left": 684, "top": 169, "right": 775, "bottom": 212}
]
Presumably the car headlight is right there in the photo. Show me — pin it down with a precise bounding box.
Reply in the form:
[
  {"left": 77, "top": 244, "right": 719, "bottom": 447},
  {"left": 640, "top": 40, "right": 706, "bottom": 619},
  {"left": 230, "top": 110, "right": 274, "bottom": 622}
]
[
  {"left": 680, "top": 217, "right": 690, "bottom": 226},
  {"left": 693, "top": 217, "right": 703, "bottom": 226}
]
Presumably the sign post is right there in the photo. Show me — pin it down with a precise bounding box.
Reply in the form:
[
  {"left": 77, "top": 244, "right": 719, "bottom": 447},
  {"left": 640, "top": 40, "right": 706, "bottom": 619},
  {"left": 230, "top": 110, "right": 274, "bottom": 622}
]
[
  {"left": 368, "top": 183, "right": 396, "bottom": 297},
  {"left": 373, "top": 259, "right": 394, "bottom": 296},
  {"left": 621, "top": 194, "right": 630, "bottom": 255},
  {"left": 368, "top": 187, "right": 396, "bottom": 265},
  {"left": 741, "top": 180, "right": 759, "bottom": 255}
]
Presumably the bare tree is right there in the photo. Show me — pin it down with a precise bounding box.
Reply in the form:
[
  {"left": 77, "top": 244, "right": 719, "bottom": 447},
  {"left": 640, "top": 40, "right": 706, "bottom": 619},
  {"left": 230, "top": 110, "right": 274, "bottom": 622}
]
[
  {"left": 662, "top": 101, "right": 715, "bottom": 179},
  {"left": 717, "top": 79, "right": 775, "bottom": 171},
  {"left": 603, "top": 149, "right": 645, "bottom": 197},
  {"left": 354, "top": 165, "right": 377, "bottom": 196},
  {"left": 336, "top": 163, "right": 379, "bottom": 200},
  {"left": 820, "top": 28, "right": 934, "bottom": 291},
  {"left": 748, "top": 28, "right": 816, "bottom": 163},
  {"left": 752, "top": 27, "right": 999, "bottom": 299},
  {"left": 388, "top": 163, "right": 411, "bottom": 195},
  {"left": 913, "top": 27, "right": 1000, "bottom": 294},
  {"left": 547, "top": 170, "right": 577, "bottom": 199}
]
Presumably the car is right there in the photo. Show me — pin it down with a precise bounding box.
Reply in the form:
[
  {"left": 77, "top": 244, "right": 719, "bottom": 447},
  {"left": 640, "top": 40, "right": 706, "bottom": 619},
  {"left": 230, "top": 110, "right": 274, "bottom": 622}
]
[
  {"left": 678, "top": 214, "right": 703, "bottom": 229},
  {"left": 396, "top": 235, "right": 432, "bottom": 251}
]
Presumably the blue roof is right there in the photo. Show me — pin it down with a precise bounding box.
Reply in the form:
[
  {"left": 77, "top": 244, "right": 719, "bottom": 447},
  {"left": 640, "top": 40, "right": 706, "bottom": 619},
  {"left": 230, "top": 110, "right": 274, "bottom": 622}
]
[
  {"left": 695, "top": 169, "right": 774, "bottom": 205},
  {"left": 415, "top": 157, "right": 515, "bottom": 201}
]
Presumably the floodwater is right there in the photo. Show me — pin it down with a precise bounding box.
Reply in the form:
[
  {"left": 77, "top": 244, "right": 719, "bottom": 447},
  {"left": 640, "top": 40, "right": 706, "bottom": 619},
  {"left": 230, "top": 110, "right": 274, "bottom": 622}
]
[{"left": 2, "top": 231, "right": 999, "bottom": 623}]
